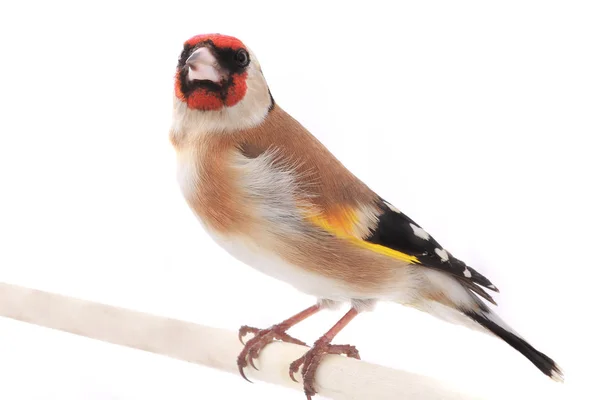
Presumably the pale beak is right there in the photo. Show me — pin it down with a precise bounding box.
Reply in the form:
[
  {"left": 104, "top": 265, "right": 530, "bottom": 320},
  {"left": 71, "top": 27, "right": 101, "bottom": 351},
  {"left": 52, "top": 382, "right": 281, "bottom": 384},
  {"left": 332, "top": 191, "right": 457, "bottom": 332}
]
[{"left": 185, "top": 47, "right": 225, "bottom": 83}]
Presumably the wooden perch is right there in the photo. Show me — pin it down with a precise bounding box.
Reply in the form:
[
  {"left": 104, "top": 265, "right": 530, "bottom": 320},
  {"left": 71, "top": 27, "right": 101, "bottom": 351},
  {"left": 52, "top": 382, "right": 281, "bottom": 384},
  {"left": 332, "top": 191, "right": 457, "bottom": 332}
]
[{"left": 0, "top": 282, "right": 483, "bottom": 400}]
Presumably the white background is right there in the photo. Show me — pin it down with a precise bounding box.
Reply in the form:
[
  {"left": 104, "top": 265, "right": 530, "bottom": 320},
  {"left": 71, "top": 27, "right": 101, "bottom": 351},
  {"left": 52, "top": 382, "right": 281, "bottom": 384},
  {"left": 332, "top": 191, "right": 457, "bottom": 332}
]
[{"left": 0, "top": 1, "right": 598, "bottom": 399}]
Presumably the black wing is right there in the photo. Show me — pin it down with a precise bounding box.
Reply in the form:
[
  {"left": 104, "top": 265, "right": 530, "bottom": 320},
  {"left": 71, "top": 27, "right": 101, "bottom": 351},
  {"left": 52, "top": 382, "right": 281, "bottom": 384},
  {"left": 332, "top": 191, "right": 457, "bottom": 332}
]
[{"left": 365, "top": 198, "right": 499, "bottom": 296}]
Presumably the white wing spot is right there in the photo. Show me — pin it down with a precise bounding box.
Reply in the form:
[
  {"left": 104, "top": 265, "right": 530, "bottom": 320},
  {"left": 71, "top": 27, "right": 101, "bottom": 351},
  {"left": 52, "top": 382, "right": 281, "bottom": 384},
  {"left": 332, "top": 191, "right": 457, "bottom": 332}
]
[
  {"left": 463, "top": 267, "right": 472, "bottom": 278},
  {"left": 410, "top": 223, "right": 430, "bottom": 240},
  {"left": 435, "top": 248, "right": 449, "bottom": 262}
]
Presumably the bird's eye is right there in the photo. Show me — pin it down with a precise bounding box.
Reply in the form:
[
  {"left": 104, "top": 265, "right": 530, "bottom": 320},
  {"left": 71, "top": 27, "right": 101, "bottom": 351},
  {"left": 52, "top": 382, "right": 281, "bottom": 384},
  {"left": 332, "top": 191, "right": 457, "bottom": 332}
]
[{"left": 234, "top": 49, "right": 249, "bottom": 68}]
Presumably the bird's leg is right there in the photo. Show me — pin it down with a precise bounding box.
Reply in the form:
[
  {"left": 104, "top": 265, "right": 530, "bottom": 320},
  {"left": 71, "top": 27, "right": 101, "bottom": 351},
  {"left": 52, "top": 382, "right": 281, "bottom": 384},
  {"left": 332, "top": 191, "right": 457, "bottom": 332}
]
[
  {"left": 289, "top": 308, "right": 361, "bottom": 400},
  {"left": 237, "top": 304, "right": 322, "bottom": 381}
]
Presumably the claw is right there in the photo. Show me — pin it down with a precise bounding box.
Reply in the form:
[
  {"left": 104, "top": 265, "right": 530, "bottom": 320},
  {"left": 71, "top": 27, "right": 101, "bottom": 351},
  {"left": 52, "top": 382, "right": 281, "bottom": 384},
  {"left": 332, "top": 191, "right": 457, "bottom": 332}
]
[
  {"left": 289, "top": 341, "right": 362, "bottom": 400},
  {"left": 288, "top": 356, "right": 304, "bottom": 382},
  {"left": 248, "top": 345, "right": 261, "bottom": 370},
  {"left": 238, "top": 325, "right": 259, "bottom": 345},
  {"left": 236, "top": 325, "right": 307, "bottom": 383},
  {"left": 237, "top": 353, "right": 253, "bottom": 383},
  {"left": 248, "top": 356, "right": 258, "bottom": 371}
]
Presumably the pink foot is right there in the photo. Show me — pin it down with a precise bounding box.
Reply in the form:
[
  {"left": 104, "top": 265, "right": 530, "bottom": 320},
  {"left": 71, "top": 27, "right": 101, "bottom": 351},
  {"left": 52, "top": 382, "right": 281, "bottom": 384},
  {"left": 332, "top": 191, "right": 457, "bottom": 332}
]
[
  {"left": 289, "top": 339, "right": 360, "bottom": 399},
  {"left": 237, "top": 325, "right": 307, "bottom": 382}
]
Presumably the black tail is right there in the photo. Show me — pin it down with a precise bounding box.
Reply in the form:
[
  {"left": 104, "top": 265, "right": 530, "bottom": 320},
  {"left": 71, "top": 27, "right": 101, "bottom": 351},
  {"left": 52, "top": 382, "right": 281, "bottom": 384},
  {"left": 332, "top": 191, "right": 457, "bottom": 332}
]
[{"left": 466, "top": 310, "right": 564, "bottom": 382}]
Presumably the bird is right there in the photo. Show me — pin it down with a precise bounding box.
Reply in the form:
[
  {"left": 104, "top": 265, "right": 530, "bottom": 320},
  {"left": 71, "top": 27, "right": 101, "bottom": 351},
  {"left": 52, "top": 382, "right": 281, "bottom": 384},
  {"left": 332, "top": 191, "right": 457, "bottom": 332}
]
[{"left": 169, "top": 33, "right": 563, "bottom": 399}]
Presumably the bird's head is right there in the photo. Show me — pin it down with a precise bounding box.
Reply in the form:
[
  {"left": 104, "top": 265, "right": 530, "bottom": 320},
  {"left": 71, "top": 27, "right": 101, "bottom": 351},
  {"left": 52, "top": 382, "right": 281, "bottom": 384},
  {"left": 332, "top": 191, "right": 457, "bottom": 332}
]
[{"left": 172, "top": 34, "right": 273, "bottom": 135}]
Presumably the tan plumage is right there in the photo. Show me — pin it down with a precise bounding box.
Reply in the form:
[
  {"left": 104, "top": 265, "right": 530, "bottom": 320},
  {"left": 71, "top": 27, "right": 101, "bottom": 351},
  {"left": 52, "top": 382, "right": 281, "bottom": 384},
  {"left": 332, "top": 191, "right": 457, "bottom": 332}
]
[
  {"left": 170, "top": 33, "right": 563, "bottom": 398},
  {"left": 173, "top": 105, "right": 410, "bottom": 298}
]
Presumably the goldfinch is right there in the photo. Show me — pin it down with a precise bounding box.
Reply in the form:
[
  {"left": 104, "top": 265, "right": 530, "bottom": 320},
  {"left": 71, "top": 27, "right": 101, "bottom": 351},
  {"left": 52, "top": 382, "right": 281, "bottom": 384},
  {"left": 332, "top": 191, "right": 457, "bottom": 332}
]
[{"left": 169, "top": 33, "right": 563, "bottom": 398}]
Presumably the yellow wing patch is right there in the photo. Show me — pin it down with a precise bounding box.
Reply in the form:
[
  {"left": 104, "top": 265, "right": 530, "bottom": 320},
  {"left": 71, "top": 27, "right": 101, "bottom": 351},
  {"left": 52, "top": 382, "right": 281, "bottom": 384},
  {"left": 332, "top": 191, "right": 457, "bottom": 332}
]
[{"left": 306, "top": 207, "right": 421, "bottom": 265}]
